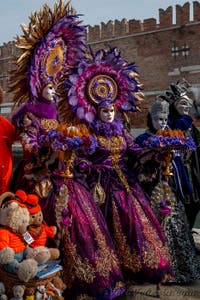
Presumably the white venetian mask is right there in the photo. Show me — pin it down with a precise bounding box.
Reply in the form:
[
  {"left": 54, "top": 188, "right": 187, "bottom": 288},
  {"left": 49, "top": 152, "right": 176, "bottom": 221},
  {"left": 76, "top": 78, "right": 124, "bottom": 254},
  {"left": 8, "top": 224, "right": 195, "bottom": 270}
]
[{"left": 42, "top": 83, "right": 56, "bottom": 102}]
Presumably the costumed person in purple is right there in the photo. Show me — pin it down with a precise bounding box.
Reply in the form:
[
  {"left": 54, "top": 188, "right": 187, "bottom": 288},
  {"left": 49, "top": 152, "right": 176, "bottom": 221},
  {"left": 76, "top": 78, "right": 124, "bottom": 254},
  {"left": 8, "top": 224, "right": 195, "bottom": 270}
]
[
  {"left": 10, "top": 2, "right": 125, "bottom": 299},
  {"left": 63, "top": 47, "right": 172, "bottom": 292},
  {"left": 166, "top": 79, "right": 200, "bottom": 230},
  {"left": 136, "top": 97, "right": 200, "bottom": 283}
]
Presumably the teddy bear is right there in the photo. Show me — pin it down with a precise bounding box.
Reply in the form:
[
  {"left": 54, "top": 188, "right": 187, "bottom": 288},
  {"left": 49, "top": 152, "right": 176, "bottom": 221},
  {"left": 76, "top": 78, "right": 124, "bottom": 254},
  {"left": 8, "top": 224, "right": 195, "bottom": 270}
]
[
  {"left": 11, "top": 285, "right": 26, "bottom": 300},
  {"left": 0, "top": 190, "right": 52, "bottom": 282},
  {"left": 46, "top": 276, "right": 66, "bottom": 300},
  {"left": 0, "top": 282, "right": 8, "bottom": 300},
  {"left": 24, "top": 194, "right": 60, "bottom": 263},
  {"left": 25, "top": 287, "right": 35, "bottom": 300},
  {"left": 0, "top": 190, "right": 38, "bottom": 282}
]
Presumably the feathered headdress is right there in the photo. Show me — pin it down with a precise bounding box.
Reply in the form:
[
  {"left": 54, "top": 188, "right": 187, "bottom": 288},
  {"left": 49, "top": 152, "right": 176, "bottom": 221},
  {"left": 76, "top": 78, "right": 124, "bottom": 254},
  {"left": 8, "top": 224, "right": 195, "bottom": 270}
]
[
  {"left": 61, "top": 47, "right": 144, "bottom": 123},
  {"left": 149, "top": 95, "right": 169, "bottom": 119},
  {"left": 10, "top": 0, "right": 86, "bottom": 106},
  {"left": 165, "top": 78, "right": 192, "bottom": 106}
]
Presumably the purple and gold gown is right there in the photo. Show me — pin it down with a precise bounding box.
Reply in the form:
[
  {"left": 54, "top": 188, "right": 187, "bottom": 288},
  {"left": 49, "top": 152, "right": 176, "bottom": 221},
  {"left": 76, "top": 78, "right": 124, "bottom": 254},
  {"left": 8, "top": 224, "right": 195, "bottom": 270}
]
[
  {"left": 11, "top": 101, "right": 125, "bottom": 300},
  {"left": 83, "top": 119, "right": 172, "bottom": 284}
]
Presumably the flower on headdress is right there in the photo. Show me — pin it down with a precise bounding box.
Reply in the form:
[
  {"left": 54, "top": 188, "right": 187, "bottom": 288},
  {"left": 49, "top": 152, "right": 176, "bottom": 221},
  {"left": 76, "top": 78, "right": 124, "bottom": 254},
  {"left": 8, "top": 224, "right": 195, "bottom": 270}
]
[{"left": 63, "top": 47, "right": 144, "bottom": 123}]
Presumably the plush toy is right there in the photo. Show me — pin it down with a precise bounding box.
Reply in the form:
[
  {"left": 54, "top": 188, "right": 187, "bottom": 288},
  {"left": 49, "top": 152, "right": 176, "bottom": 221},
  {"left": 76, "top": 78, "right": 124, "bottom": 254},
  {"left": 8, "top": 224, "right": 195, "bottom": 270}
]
[
  {"left": 25, "top": 287, "right": 35, "bottom": 300},
  {"left": 35, "top": 285, "right": 48, "bottom": 300},
  {"left": 0, "top": 282, "right": 8, "bottom": 300},
  {"left": 25, "top": 194, "right": 60, "bottom": 263},
  {"left": 11, "top": 285, "right": 26, "bottom": 300},
  {"left": 46, "top": 276, "right": 66, "bottom": 300},
  {"left": 0, "top": 190, "right": 38, "bottom": 282}
]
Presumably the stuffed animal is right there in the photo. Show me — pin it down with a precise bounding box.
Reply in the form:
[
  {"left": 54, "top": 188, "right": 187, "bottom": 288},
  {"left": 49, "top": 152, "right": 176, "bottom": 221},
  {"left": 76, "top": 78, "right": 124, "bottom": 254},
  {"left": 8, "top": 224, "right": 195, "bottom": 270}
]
[
  {"left": 25, "top": 194, "right": 60, "bottom": 263},
  {"left": 11, "top": 285, "right": 26, "bottom": 300},
  {"left": 0, "top": 282, "right": 8, "bottom": 300},
  {"left": 35, "top": 285, "right": 48, "bottom": 300},
  {"left": 25, "top": 287, "right": 35, "bottom": 300},
  {"left": 0, "top": 190, "right": 38, "bottom": 282},
  {"left": 46, "top": 276, "right": 66, "bottom": 300}
]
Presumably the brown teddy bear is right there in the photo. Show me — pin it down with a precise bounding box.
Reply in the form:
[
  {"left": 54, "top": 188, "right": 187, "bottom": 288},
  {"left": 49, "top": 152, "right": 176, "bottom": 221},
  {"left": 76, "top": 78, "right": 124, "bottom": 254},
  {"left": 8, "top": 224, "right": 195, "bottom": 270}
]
[
  {"left": 0, "top": 190, "right": 38, "bottom": 282},
  {"left": 24, "top": 287, "right": 35, "bottom": 300},
  {"left": 25, "top": 194, "right": 60, "bottom": 263}
]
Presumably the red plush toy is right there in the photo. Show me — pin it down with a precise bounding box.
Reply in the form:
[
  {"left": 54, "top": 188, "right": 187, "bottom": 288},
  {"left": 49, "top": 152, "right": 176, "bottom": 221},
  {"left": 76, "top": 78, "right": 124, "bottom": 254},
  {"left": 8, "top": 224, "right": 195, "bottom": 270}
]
[{"left": 25, "top": 194, "right": 60, "bottom": 261}]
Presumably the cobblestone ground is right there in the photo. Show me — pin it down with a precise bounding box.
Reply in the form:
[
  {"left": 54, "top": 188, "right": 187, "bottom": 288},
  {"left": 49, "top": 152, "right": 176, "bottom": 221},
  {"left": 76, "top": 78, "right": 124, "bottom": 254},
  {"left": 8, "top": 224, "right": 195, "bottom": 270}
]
[
  {"left": 117, "top": 228, "right": 200, "bottom": 300},
  {"left": 118, "top": 281, "right": 200, "bottom": 299}
]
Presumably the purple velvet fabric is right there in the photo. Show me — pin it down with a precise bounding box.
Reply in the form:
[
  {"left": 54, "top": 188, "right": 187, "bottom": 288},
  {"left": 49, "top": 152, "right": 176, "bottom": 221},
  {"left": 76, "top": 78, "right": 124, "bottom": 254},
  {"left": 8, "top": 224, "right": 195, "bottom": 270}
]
[
  {"left": 86, "top": 120, "right": 172, "bottom": 283},
  {"left": 12, "top": 100, "right": 57, "bottom": 122}
]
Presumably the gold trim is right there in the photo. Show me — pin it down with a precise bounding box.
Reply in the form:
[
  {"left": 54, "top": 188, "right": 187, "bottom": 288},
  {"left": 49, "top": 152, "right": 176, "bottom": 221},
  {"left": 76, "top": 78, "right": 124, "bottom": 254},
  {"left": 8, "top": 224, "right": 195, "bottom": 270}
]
[{"left": 87, "top": 74, "right": 118, "bottom": 104}]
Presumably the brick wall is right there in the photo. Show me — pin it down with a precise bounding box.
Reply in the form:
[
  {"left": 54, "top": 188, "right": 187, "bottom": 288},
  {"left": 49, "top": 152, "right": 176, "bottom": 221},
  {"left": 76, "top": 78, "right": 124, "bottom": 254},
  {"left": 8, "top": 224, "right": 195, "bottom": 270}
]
[{"left": 1, "top": 1, "right": 200, "bottom": 128}]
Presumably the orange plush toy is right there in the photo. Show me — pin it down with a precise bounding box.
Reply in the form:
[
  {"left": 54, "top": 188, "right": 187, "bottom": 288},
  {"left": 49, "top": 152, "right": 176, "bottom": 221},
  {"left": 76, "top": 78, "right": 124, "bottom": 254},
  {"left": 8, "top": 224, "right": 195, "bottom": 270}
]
[
  {"left": 0, "top": 85, "right": 17, "bottom": 194},
  {"left": 25, "top": 194, "right": 60, "bottom": 262}
]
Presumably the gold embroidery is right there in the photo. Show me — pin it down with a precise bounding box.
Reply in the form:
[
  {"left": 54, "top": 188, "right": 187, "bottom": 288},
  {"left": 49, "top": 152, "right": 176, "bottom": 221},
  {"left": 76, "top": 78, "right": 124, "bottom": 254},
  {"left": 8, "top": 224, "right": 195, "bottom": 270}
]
[
  {"left": 41, "top": 118, "right": 58, "bottom": 131},
  {"left": 76, "top": 185, "right": 120, "bottom": 277},
  {"left": 62, "top": 184, "right": 121, "bottom": 285},
  {"left": 134, "top": 196, "right": 171, "bottom": 268},
  {"left": 62, "top": 228, "right": 96, "bottom": 285},
  {"left": 34, "top": 178, "right": 52, "bottom": 198},
  {"left": 55, "top": 183, "right": 70, "bottom": 246},
  {"left": 151, "top": 180, "right": 176, "bottom": 229},
  {"left": 98, "top": 135, "right": 130, "bottom": 192},
  {"left": 112, "top": 193, "right": 171, "bottom": 271},
  {"left": 112, "top": 198, "right": 142, "bottom": 272}
]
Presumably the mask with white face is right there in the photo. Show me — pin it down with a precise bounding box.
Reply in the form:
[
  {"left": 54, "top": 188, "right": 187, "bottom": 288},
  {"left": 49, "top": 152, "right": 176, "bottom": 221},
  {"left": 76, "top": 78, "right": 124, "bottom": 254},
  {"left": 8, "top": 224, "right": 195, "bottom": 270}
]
[
  {"left": 150, "top": 97, "right": 169, "bottom": 130},
  {"left": 99, "top": 105, "right": 115, "bottom": 123},
  {"left": 41, "top": 83, "right": 56, "bottom": 102},
  {"left": 174, "top": 96, "right": 192, "bottom": 115},
  {"left": 152, "top": 112, "right": 168, "bottom": 131}
]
